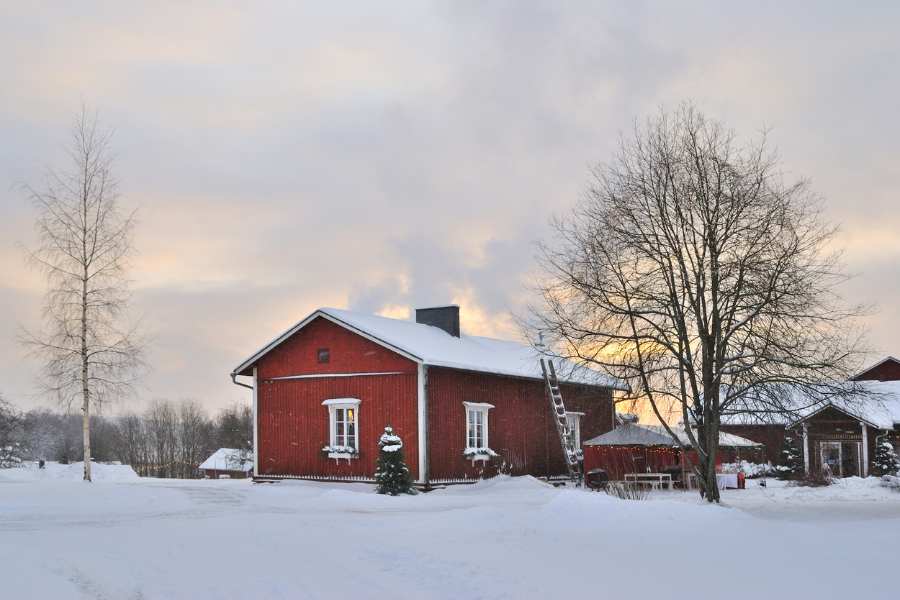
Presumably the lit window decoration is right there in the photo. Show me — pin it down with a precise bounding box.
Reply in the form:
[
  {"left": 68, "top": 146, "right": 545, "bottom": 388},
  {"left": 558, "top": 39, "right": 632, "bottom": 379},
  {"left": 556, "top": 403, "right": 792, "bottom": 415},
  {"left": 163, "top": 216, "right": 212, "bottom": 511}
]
[
  {"left": 322, "top": 398, "right": 360, "bottom": 460},
  {"left": 463, "top": 402, "right": 497, "bottom": 461}
]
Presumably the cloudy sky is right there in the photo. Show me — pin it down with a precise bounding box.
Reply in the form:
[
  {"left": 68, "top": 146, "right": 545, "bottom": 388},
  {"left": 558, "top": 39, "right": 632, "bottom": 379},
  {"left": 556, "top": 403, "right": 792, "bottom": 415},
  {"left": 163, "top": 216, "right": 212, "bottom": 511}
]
[{"left": 2, "top": 2, "right": 898, "bottom": 414}]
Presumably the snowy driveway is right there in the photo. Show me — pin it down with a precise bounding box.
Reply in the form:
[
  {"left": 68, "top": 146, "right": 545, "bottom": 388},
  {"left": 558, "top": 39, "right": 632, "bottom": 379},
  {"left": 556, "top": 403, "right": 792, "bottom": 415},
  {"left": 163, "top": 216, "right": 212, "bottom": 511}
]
[{"left": 1, "top": 471, "right": 899, "bottom": 600}]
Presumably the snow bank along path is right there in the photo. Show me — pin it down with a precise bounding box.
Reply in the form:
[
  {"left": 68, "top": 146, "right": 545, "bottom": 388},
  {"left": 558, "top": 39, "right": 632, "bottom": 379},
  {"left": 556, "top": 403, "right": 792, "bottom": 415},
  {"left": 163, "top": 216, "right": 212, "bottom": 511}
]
[
  {"left": 0, "top": 471, "right": 898, "bottom": 599},
  {"left": 0, "top": 461, "right": 139, "bottom": 483}
]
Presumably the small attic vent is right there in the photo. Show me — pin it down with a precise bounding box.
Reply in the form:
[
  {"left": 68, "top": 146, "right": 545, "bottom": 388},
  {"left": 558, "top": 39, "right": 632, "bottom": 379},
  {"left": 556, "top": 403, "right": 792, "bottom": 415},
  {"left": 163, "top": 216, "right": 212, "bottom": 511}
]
[{"left": 415, "top": 305, "right": 460, "bottom": 338}]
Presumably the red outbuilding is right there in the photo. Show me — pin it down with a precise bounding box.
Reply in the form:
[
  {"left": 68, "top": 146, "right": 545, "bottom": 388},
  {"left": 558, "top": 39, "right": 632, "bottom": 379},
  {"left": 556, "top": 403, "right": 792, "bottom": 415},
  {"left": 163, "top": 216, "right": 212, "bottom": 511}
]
[{"left": 231, "top": 305, "right": 623, "bottom": 486}]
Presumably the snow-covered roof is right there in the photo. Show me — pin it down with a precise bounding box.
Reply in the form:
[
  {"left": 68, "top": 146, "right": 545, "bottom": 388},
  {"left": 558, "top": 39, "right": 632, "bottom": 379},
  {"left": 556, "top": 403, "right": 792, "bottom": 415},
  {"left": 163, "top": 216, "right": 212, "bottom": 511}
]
[
  {"left": 199, "top": 448, "right": 253, "bottom": 472},
  {"left": 715, "top": 430, "right": 764, "bottom": 448},
  {"left": 233, "top": 307, "right": 625, "bottom": 389},
  {"left": 584, "top": 423, "right": 675, "bottom": 446},
  {"left": 820, "top": 381, "right": 900, "bottom": 429},
  {"left": 720, "top": 381, "right": 900, "bottom": 430},
  {"left": 584, "top": 423, "right": 761, "bottom": 448}
]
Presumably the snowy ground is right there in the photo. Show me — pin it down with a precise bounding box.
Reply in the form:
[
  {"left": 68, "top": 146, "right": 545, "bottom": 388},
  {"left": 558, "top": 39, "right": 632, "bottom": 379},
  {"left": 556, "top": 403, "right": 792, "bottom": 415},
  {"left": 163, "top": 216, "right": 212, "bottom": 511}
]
[{"left": 1, "top": 464, "right": 899, "bottom": 600}]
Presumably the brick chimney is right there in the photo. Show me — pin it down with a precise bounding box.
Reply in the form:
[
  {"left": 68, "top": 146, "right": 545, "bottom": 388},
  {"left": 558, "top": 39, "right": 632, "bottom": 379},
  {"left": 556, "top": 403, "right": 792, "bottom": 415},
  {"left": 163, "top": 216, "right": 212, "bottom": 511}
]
[{"left": 414, "top": 305, "right": 460, "bottom": 337}]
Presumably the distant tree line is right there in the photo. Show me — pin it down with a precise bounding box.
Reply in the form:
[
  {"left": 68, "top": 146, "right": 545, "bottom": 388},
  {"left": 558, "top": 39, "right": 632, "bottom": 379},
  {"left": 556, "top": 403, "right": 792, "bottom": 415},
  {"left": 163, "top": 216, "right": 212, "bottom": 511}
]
[{"left": 0, "top": 395, "right": 251, "bottom": 478}]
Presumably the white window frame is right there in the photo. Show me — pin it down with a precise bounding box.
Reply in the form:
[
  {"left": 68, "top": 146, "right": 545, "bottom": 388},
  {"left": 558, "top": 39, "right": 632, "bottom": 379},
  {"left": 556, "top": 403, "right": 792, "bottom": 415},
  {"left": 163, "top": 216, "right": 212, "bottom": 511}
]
[
  {"left": 565, "top": 411, "right": 584, "bottom": 451},
  {"left": 322, "top": 398, "right": 360, "bottom": 458},
  {"left": 463, "top": 402, "right": 494, "bottom": 459}
]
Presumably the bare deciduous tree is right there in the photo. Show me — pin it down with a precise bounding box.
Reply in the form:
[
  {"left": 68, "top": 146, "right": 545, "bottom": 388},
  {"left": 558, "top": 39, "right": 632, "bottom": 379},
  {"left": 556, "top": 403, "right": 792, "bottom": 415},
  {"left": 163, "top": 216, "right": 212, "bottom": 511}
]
[
  {"left": 0, "top": 395, "right": 24, "bottom": 468},
  {"left": 178, "top": 400, "right": 213, "bottom": 479},
  {"left": 22, "top": 107, "right": 142, "bottom": 482},
  {"left": 16, "top": 401, "right": 248, "bottom": 479},
  {"left": 533, "top": 105, "right": 866, "bottom": 502},
  {"left": 112, "top": 400, "right": 238, "bottom": 478}
]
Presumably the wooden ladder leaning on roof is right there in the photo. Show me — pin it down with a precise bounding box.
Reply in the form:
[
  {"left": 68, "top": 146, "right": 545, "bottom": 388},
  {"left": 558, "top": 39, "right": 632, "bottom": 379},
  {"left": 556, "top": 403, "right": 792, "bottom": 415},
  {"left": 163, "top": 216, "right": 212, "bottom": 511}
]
[{"left": 540, "top": 358, "right": 582, "bottom": 486}]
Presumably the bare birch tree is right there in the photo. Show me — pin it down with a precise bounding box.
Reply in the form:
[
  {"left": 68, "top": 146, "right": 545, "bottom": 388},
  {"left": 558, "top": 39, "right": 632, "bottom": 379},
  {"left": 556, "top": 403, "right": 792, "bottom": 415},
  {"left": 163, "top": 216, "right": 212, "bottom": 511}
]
[
  {"left": 22, "top": 107, "right": 142, "bottom": 482},
  {"left": 533, "top": 104, "right": 866, "bottom": 502}
]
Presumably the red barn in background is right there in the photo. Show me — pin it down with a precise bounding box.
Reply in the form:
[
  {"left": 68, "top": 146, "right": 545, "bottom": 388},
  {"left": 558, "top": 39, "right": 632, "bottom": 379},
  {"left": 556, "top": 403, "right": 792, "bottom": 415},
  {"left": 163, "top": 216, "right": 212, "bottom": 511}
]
[
  {"left": 231, "top": 305, "right": 623, "bottom": 486},
  {"left": 850, "top": 356, "right": 900, "bottom": 382}
]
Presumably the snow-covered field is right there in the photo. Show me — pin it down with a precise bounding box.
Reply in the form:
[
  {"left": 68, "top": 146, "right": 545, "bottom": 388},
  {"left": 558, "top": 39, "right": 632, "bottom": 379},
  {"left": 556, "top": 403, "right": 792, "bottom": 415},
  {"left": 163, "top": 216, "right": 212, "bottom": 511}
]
[{"left": 1, "top": 464, "right": 899, "bottom": 600}]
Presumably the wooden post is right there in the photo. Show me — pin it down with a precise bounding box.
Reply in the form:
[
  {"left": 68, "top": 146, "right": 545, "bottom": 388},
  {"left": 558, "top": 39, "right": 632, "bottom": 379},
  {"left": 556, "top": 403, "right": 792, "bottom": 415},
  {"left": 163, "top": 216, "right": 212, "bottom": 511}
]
[
  {"left": 252, "top": 367, "right": 259, "bottom": 478},
  {"left": 802, "top": 423, "right": 810, "bottom": 475},
  {"left": 861, "top": 423, "right": 869, "bottom": 477}
]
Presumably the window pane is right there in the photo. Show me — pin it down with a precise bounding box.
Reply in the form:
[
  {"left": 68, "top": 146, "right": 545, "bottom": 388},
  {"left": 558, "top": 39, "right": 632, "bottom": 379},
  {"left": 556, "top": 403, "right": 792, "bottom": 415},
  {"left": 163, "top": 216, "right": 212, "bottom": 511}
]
[
  {"left": 466, "top": 407, "right": 490, "bottom": 449},
  {"left": 472, "top": 411, "right": 481, "bottom": 448},
  {"left": 841, "top": 442, "right": 861, "bottom": 478}
]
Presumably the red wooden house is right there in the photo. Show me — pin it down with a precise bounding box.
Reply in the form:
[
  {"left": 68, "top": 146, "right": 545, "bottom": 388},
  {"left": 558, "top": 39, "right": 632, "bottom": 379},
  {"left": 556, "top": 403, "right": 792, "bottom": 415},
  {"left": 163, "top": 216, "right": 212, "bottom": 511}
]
[
  {"left": 231, "top": 305, "right": 622, "bottom": 486},
  {"left": 720, "top": 357, "right": 900, "bottom": 477}
]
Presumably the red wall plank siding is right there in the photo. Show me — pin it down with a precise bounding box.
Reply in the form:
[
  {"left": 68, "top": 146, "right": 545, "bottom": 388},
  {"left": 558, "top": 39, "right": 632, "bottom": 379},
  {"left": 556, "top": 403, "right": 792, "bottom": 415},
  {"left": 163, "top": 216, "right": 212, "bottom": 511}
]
[
  {"left": 256, "top": 317, "right": 419, "bottom": 480},
  {"left": 719, "top": 424, "right": 787, "bottom": 464},
  {"left": 426, "top": 367, "right": 614, "bottom": 481},
  {"left": 257, "top": 316, "right": 417, "bottom": 379},
  {"left": 583, "top": 446, "right": 680, "bottom": 481},
  {"left": 258, "top": 374, "right": 418, "bottom": 479}
]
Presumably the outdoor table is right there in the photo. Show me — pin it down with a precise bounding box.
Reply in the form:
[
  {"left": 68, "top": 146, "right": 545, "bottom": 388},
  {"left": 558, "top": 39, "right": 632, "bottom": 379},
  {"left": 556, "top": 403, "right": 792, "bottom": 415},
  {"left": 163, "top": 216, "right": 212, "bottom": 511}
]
[
  {"left": 623, "top": 473, "right": 673, "bottom": 490},
  {"left": 716, "top": 473, "right": 739, "bottom": 489}
]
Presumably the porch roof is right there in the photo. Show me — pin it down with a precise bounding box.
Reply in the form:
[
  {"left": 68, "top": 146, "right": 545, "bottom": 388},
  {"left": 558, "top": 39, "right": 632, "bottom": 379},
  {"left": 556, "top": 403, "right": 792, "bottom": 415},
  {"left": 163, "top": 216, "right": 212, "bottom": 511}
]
[{"left": 720, "top": 381, "right": 900, "bottom": 430}]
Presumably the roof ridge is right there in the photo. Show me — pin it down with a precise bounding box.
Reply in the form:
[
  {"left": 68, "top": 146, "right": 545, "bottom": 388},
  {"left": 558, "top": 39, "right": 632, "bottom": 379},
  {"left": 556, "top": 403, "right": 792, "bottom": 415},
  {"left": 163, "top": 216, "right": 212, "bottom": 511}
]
[
  {"left": 233, "top": 306, "right": 626, "bottom": 390},
  {"left": 322, "top": 306, "right": 531, "bottom": 345}
]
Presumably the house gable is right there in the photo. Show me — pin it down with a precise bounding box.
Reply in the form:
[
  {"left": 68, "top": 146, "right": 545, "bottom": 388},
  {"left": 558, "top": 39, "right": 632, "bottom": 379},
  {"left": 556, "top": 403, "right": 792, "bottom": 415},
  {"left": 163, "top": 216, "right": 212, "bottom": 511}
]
[
  {"left": 788, "top": 403, "right": 882, "bottom": 430},
  {"left": 850, "top": 356, "right": 900, "bottom": 382},
  {"left": 254, "top": 316, "right": 418, "bottom": 380}
]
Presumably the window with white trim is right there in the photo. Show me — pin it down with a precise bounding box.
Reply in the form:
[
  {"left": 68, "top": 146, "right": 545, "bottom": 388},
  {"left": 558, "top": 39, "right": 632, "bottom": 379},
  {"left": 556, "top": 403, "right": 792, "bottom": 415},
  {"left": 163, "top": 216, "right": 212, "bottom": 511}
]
[
  {"left": 464, "top": 402, "right": 493, "bottom": 450},
  {"left": 322, "top": 398, "right": 360, "bottom": 456},
  {"left": 565, "top": 412, "right": 583, "bottom": 452}
]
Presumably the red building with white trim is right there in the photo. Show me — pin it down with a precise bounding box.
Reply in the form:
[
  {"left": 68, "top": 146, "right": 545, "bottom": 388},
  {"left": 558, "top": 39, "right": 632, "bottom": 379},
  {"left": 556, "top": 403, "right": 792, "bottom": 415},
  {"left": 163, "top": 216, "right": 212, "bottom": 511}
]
[
  {"left": 231, "top": 306, "right": 622, "bottom": 486},
  {"left": 720, "top": 357, "right": 900, "bottom": 477}
]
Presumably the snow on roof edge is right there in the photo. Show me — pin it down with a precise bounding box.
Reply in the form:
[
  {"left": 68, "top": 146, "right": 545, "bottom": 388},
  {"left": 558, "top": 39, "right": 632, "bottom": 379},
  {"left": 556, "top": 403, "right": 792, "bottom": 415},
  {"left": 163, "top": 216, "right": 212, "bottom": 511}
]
[
  {"left": 585, "top": 423, "right": 762, "bottom": 448},
  {"left": 719, "top": 380, "right": 900, "bottom": 430},
  {"left": 232, "top": 307, "right": 626, "bottom": 390},
  {"left": 231, "top": 308, "right": 424, "bottom": 377}
]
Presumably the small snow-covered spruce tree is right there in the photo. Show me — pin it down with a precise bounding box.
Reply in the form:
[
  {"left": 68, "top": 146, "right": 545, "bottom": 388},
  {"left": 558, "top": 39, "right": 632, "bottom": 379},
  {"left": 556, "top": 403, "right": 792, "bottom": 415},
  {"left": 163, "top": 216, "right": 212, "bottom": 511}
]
[
  {"left": 776, "top": 432, "right": 804, "bottom": 479},
  {"left": 872, "top": 435, "right": 899, "bottom": 477},
  {"left": 374, "top": 426, "right": 414, "bottom": 495}
]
